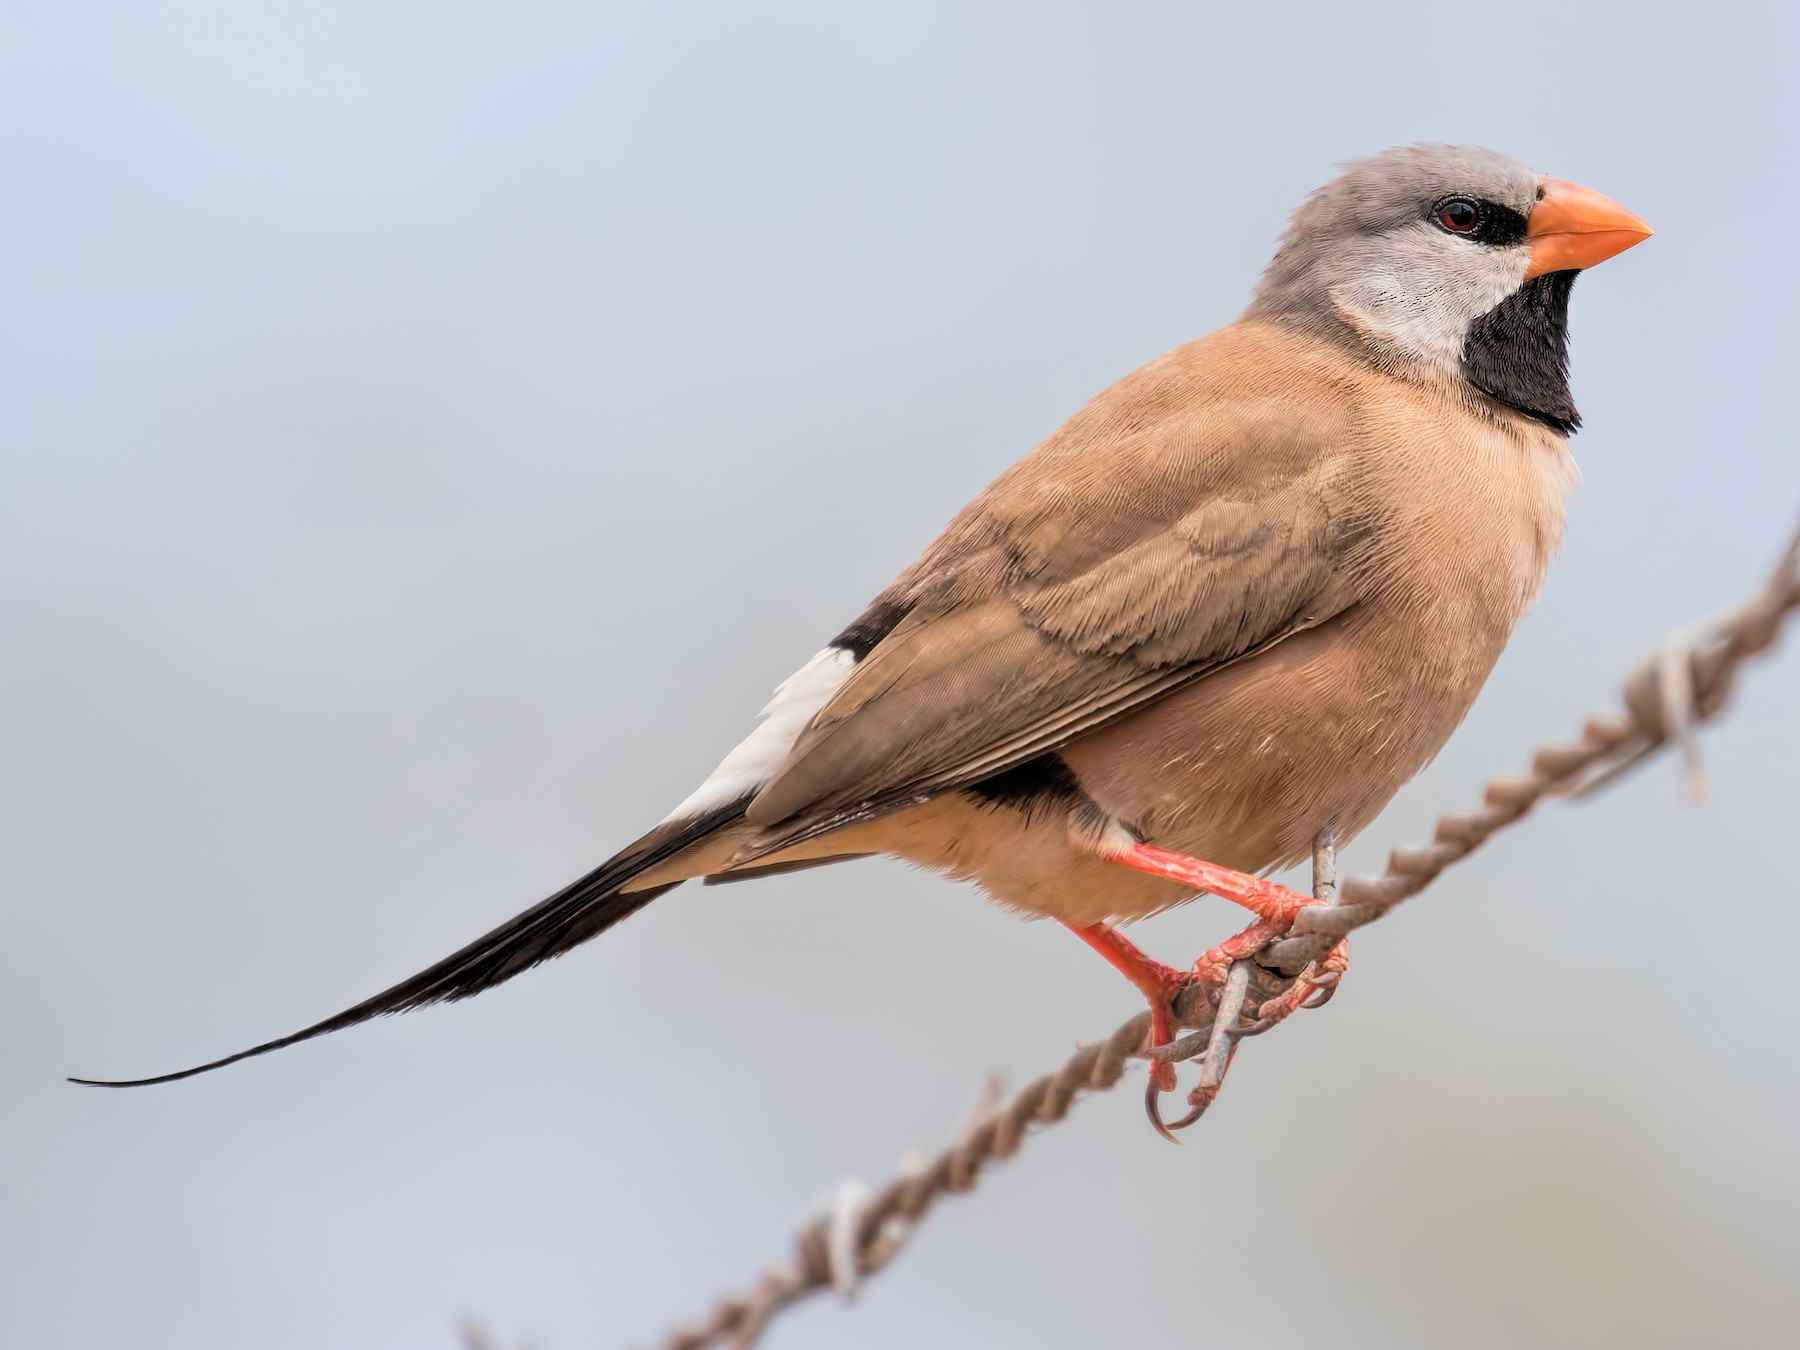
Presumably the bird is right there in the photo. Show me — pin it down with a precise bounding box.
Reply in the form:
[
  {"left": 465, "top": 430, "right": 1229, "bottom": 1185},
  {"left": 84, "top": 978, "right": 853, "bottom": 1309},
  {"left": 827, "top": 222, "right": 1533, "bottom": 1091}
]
[{"left": 76, "top": 144, "right": 1651, "bottom": 1135}]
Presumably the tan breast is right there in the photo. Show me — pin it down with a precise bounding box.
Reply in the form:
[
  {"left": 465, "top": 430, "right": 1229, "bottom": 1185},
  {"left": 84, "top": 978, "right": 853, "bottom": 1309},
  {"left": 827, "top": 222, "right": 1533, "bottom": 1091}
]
[{"left": 1058, "top": 370, "right": 1573, "bottom": 892}]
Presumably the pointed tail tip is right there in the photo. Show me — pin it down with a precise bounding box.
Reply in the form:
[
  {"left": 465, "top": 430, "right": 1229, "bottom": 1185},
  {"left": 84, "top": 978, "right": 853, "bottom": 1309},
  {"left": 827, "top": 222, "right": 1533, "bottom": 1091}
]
[
  {"left": 67, "top": 1042, "right": 279, "bottom": 1088},
  {"left": 62, "top": 814, "right": 736, "bottom": 1094},
  {"left": 69, "top": 1065, "right": 217, "bottom": 1088}
]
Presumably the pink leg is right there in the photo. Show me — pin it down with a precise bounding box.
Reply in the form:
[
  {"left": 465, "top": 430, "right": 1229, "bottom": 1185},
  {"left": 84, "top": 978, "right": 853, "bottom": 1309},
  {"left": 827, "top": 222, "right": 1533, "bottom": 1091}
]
[
  {"left": 1104, "top": 840, "right": 1317, "bottom": 927},
  {"left": 1063, "top": 836, "right": 1350, "bottom": 1137},
  {"left": 1060, "top": 921, "right": 1191, "bottom": 1095}
]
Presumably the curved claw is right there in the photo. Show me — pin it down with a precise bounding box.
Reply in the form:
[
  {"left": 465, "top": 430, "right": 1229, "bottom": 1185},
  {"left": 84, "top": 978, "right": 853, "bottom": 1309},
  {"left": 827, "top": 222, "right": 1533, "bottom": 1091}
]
[
  {"left": 1162, "top": 1090, "right": 1215, "bottom": 1133},
  {"left": 1301, "top": 980, "right": 1339, "bottom": 1011},
  {"left": 1144, "top": 1077, "right": 1185, "bottom": 1145}
]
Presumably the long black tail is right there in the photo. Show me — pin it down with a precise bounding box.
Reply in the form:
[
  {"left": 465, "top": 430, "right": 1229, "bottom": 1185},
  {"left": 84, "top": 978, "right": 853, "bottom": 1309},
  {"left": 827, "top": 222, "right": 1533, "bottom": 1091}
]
[{"left": 70, "top": 797, "right": 749, "bottom": 1087}]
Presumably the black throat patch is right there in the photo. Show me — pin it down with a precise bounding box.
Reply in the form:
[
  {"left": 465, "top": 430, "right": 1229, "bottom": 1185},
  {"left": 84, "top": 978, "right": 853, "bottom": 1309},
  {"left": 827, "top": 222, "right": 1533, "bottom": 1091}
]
[{"left": 1459, "top": 269, "right": 1581, "bottom": 435}]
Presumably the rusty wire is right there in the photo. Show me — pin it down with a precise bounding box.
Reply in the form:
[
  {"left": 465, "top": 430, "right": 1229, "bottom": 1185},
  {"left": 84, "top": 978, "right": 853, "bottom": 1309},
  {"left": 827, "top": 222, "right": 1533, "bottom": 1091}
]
[{"left": 651, "top": 514, "right": 1800, "bottom": 1350}]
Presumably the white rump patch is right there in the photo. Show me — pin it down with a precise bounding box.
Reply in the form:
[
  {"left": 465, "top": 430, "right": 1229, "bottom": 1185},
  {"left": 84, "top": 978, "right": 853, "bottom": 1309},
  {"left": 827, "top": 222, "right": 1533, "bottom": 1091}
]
[{"left": 662, "top": 647, "right": 857, "bottom": 822}]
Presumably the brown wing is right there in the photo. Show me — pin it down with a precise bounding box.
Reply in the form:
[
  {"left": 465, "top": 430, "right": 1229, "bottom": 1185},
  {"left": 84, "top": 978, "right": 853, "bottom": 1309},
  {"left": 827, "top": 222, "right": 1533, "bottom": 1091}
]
[{"left": 745, "top": 325, "right": 1369, "bottom": 838}]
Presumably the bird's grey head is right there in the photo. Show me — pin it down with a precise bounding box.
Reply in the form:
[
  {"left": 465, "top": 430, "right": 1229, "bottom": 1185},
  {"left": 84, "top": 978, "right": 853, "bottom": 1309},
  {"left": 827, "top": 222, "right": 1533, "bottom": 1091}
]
[{"left": 1245, "top": 144, "right": 1651, "bottom": 435}]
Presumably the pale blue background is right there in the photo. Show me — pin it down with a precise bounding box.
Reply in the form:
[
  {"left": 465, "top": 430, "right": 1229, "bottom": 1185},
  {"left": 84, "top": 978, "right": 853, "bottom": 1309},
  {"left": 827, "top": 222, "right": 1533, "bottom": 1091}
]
[{"left": 4, "top": 3, "right": 1798, "bottom": 1347}]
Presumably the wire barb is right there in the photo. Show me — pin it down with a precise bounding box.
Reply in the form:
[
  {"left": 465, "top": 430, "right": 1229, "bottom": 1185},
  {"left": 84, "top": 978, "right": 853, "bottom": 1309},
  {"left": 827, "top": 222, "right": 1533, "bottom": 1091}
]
[{"left": 649, "top": 514, "right": 1800, "bottom": 1350}]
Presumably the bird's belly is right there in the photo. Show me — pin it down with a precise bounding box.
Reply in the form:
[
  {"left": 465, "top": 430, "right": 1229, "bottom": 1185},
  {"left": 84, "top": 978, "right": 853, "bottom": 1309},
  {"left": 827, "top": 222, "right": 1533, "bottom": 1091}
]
[
  {"left": 859, "top": 603, "right": 1503, "bottom": 926},
  {"left": 1070, "top": 607, "right": 1495, "bottom": 887},
  {"left": 829, "top": 792, "right": 1175, "bottom": 926}
]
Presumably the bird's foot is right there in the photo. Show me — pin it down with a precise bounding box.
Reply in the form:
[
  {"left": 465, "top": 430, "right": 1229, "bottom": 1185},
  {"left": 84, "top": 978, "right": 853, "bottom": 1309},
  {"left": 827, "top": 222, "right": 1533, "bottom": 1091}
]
[
  {"left": 1067, "top": 917, "right": 1317, "bottom": 1141},
  {"left": 1105, "top": 837, "right": 1351, "bottom": 1026},
  {"left": 1073, "top": 838, "right": 1351, "bottom": 1138},
  {"left": 1147, "top": 918, "right": 1282, "bottom": 1134},
  {"left": 1062, "top": 921, "right": 1214, "bottom": 1140},
  {"left": 1116, "top": 846, "right": 1353, "bottom": 1036},
  {"left": 1240, "top": 938, "right": 1350, "bottom": 1035},
  {"left": 1161, "top": 1039, "right": 1239, "bottom": 1133},
  {"left": 1145, "top": 927, "right": 1347, "bottom": 1134}
]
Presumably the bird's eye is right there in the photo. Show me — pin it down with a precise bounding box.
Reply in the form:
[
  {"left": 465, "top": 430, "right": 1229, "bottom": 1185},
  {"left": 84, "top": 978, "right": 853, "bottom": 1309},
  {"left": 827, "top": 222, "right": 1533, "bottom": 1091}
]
[{"left": 1434, "top": 196, "right": 1481, "bottom": 234}]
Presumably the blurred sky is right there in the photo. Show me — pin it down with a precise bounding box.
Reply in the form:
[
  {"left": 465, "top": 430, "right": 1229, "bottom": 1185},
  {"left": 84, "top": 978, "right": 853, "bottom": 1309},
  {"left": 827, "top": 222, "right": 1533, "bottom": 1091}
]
[{"left": 4, "top": 2, "right": 1799, "bottom": 1347}]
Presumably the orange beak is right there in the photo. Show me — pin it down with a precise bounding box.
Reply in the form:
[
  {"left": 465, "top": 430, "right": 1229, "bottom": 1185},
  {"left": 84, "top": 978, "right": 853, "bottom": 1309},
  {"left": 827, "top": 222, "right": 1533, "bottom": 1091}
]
[{"left": 1525, "top": 178, "right": 1653, "bottom": 278}]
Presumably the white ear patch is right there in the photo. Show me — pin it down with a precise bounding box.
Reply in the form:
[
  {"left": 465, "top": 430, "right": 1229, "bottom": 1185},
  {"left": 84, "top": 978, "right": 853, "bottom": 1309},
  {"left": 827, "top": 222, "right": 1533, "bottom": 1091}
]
[
  {"left": 1329, "top": 227, "right": 1528, "bottom": 374},
  {"left": 662, "top": 647, "right": 857, "bottom": 823}
]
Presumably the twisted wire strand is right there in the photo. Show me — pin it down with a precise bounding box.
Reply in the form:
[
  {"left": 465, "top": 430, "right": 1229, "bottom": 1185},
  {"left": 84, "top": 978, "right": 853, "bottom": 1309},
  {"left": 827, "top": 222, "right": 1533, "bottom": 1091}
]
[{"left": 653, "top": 516, "right": 1800, "bottom": 1350}]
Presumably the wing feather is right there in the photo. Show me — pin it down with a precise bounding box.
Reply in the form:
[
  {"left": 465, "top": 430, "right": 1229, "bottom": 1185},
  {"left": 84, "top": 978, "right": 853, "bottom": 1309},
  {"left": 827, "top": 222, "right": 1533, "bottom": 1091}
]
[{"left": 744, "top": 329, "right": 1369, "bottom": 842}]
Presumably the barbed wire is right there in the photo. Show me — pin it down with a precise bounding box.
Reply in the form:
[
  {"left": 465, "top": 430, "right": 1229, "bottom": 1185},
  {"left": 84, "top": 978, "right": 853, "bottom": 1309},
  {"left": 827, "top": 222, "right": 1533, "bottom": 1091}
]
[{"left": 651, "top": 514, "right": 1800, "bottom": 1350}]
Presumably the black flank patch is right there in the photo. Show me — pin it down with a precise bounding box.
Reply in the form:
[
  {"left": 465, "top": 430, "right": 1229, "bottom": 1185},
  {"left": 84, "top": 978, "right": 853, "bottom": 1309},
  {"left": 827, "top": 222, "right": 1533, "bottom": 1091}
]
[
  {"left": 966, "top": 753, "right": 1085, "bottom": 818},
  {"left": 1460, "top": 269, "right": 1582, "bottom": 435},
  {"left": 831, "top": 597, "right": 914, "bottom": 660}
]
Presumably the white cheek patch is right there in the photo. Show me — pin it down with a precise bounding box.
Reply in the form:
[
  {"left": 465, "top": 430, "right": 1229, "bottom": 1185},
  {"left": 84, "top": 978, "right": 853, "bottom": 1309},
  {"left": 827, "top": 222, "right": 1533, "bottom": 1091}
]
[
  {"left": 1331, "top": 230, "right": 1528, "bottom": 374},
  {"left": 662, "top": 646, "right": 857, "bottom": 823}
]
